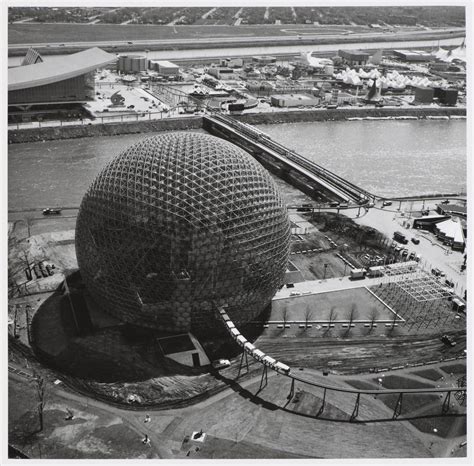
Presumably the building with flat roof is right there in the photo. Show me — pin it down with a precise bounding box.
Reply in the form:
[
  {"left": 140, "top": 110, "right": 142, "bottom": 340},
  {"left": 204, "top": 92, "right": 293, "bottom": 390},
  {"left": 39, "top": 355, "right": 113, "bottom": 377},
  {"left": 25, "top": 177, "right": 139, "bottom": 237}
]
[
  {"left": 434, "top": 218, "right": 465, "bottom": 251},
  {"left": 393, "top": 50, "right": 432, "bottom": 62},
  {"left": 436, "top": 203, "right": 467, "bottom": 218},
  {"left": 149, "top": 60, "right": 180, "bottom": 75},
  {"left": 8, "top": 47, "right": 116, "bottom": 110},
  {"left": 270, "top": 93, "right": 319, "bottom": 108},
  {"left": 338, "top": 50, "right": 370, "bottom": 66}
]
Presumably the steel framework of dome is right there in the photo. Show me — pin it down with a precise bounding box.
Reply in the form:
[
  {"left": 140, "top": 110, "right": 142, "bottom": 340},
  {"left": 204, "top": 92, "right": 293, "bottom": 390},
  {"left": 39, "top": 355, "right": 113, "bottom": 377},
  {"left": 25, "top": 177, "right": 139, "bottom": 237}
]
[{"left": 75, "top": 132, "right": 290, "bottom": 333}]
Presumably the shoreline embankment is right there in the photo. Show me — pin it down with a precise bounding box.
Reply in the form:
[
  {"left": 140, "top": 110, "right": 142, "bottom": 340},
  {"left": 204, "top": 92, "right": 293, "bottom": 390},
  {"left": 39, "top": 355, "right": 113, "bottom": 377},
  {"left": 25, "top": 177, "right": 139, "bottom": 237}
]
[{"left": 8, "top": 107, "right": 466, "bottom": 144}]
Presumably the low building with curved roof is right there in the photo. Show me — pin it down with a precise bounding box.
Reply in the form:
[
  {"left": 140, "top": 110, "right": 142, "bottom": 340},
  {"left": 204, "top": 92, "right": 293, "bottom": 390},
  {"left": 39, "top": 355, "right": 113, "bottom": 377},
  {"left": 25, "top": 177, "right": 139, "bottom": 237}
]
[{"left": 8, "top": 47, "right": 116, "bottom": 108}]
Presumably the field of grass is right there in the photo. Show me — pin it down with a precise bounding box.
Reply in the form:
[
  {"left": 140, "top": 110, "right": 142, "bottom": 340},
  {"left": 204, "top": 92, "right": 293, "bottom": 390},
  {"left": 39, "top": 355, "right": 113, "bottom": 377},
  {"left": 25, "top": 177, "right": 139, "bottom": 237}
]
[
  {"left": 8, "top": 23, "right": 368, "bottom": 45},
  {"left": 272, "top": 287, "right": 397, "bottom": 322},
  {"left": 439, "top": 363, "right": 466, "bottom": 376},
  {"left": 372, "top": 375, "right": 434, "bottom": 390},
  {"left": 409, "top": 415, "right": 466, "bottom": 438},
  {"left": 412, "top": 368, "right": 443, "bottom": 381}
]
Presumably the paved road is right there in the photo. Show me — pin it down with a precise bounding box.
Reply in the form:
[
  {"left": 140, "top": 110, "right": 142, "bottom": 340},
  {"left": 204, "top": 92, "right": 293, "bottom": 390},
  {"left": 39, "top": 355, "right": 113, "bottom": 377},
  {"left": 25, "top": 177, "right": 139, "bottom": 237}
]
[{"left": 9, "top": 27, "right": 465, "bottom": 49}]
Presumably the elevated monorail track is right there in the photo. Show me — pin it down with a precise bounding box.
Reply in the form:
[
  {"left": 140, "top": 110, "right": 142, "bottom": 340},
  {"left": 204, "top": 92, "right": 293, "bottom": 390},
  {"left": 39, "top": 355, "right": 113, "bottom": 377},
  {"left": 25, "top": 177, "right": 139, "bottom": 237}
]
[{"left": 217, "top": 306, "right": 466, "bottom": 420}]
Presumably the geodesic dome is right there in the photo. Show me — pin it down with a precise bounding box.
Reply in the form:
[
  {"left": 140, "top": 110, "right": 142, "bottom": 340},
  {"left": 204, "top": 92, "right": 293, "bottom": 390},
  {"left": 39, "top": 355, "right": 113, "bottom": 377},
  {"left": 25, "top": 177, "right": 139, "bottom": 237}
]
[{"left": 75, "top": 132, "right": 290, "bottom": 333}]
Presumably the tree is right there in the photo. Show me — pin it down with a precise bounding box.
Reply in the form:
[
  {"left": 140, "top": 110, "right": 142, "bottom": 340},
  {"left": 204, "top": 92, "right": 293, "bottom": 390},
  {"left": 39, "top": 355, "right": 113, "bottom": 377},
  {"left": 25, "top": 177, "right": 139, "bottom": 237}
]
[
  {"left": 389, "top": 309, "right": 398, "bottom": 335},
  {"left": 326, "top": 306, "right": 338, "bottom": 335},
  {"left": 304, "top": 306, "right": 313, "bottom": 329},
  {"left": 282, "top": 307, "right": 289, "bottom": 329},
  {"left": 347, "top": 303, "right": 358, "bottom": 335},
  {"left": 32, "top": 371, "right": 46, "bottom": 433},
  {"left": 369, "top": 307, "right": 378, "bottom": 332}
]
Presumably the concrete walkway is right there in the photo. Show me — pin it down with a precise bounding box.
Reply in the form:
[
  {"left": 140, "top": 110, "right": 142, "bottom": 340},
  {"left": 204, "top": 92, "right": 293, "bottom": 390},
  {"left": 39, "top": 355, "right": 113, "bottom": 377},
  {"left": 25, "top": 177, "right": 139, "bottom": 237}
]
[{"left": 273, "top": 272, "right": 416, "bottom": 300}]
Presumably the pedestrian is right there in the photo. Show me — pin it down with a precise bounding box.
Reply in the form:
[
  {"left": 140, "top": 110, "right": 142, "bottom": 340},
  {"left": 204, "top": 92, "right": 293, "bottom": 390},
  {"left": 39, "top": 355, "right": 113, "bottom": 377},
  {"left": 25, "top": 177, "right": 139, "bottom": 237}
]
[{"left": 144, "top": 414, "right": 150, "bottom": 423}]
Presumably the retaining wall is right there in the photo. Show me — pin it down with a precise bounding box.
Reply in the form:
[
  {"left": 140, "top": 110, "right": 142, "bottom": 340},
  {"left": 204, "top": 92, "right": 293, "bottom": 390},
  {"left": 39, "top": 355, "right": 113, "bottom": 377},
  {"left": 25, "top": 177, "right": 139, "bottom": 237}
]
[{"left": 8, "top": 106, "right": 466, "bottom": 144}]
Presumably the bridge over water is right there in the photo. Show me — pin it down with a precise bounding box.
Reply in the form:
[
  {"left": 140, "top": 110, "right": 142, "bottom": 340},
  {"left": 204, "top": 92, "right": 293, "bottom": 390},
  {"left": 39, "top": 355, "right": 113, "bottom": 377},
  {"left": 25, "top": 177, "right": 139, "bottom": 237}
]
[{"left": 203, "top": 113, "right": 377, "bottom": 207}]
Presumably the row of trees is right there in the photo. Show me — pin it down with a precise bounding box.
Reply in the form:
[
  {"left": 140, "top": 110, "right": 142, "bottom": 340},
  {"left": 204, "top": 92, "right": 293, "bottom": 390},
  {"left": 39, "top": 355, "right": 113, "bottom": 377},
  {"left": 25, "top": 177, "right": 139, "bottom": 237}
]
[{"left": 279, "top": 303, "right": 380, "bottom": 333}]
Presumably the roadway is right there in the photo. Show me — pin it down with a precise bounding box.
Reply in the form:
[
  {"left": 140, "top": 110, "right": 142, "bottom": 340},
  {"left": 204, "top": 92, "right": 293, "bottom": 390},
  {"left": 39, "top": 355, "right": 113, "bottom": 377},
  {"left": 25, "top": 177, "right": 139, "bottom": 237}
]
[{"left": 8, "top": 26, "right": 465, "bottom": 49}]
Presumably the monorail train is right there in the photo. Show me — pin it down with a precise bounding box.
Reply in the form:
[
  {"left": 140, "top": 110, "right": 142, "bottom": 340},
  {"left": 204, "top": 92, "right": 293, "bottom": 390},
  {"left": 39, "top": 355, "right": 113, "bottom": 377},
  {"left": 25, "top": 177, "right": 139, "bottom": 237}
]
[{"left": 217, "top": 308, "right": 291, "bottom": 375}]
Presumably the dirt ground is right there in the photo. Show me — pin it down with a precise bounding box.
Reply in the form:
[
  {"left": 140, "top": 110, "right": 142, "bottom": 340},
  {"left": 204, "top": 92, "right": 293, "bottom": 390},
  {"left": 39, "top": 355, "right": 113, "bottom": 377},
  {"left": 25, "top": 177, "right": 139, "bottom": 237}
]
[{"left": 9, "top": 357, "right": 466, "bottom": 460}]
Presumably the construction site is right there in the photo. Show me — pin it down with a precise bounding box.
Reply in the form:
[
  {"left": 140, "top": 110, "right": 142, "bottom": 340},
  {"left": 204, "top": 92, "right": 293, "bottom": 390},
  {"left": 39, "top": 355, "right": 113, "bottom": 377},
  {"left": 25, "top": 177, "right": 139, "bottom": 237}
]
[{"left": 8, "top": 128, "right": 467, "bottom": 459}]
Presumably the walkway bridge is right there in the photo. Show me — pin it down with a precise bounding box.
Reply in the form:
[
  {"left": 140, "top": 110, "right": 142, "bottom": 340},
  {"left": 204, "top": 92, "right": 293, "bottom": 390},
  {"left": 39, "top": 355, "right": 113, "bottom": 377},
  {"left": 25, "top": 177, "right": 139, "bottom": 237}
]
[
  {"left": 203, "top": 114, "right": 377, "bottom": 206},
  {"left": 217, "top": 306, "right": 466, "bottom": 421}
]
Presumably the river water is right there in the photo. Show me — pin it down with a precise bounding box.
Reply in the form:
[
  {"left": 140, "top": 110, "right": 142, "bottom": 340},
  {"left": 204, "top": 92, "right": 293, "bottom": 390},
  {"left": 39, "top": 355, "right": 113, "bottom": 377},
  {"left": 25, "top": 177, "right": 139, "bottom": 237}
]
[
  {"left": 255, "top": 120, "right": 466, "bottom": 198},
  {"left": 8, "top": 120, "right": 465, "bottom": 210}
]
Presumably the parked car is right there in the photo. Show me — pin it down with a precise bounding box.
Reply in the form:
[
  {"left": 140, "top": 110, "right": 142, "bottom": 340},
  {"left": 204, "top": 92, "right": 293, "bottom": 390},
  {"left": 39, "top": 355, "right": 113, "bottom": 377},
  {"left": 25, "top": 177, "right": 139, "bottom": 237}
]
[
  {"left": 411, "top": 237, "right": 420, "bottom": 245},
  {"left": 441, "top": 335, "right": 456, "bottom": 347},
  {"left": 431, "top": 268, "right": 446, "bottom": 278},
  {"left": 441, "top": 199, "right": 450, "bottom": 204},
  {"left": 382, "top": 201, "right": 392, "bottom": 207},
  {"left": 444, "top": 279, "right": 455, "bottom": 288},
  {"left": 212, "top": 359, "right": 231, "bottom": 370},
  {"left": 42, "top": 208, "right": 61, "bottom": 215}
]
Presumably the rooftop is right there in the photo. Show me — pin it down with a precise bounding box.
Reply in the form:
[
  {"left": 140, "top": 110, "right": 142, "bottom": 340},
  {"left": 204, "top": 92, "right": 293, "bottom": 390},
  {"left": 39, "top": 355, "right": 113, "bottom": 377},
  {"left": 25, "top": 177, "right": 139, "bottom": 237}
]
[{"left": 9, "top": 47, "right": 117, "bottom": 91}]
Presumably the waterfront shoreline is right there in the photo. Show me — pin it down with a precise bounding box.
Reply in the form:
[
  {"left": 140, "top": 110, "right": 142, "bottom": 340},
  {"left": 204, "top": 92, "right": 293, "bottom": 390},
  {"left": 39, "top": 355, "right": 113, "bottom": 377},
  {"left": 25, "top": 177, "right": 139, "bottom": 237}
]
[{"left": 8, "top": 106, "right": 466, "bottom": 144}]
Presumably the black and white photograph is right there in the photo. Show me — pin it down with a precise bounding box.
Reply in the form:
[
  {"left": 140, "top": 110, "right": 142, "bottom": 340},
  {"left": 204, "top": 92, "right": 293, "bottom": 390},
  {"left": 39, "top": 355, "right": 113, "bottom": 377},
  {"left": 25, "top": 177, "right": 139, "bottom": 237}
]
[{"left": 4, "top": 0, "right": 470, "bottom": 463}]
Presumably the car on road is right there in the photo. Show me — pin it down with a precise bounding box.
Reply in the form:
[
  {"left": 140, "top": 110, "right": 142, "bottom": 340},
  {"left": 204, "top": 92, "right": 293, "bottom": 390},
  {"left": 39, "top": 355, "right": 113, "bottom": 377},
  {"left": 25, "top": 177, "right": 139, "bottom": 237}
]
[
  {"left": 297, "top": 204, "right": 312, "bottom": 212},
  {"left": 329, "top": 201, "right": 340, "bottom": 208},
  {"left": 441, "top": 199, "right": 450, "bottom": 204},
  {"left": 421, "top": 209, "right": 430, "bottom": 216},
  {"left": 42, "top": 208, "right": 61, "bottom": 215},
  {"left": 441, "top": 335, "right": 456, "bottom": 347},
  {"left": 431, "top": 268, "right": 446, "bottom": 278},
  {"left": 382, "top": 200, "right": 392, "bottom": 207},
  {"left": 212, "top": 359, "right": 231, "bottom": 370},
  {"left": 411, "top": 237, "right": 420, "bottom": 245}
]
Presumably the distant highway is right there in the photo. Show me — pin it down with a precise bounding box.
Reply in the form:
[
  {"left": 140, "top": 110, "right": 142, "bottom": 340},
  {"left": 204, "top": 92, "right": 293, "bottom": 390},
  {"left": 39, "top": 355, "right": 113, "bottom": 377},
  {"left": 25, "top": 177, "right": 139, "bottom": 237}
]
[{"left": 8, "top": 27, "right": 465, "bottom": 50}]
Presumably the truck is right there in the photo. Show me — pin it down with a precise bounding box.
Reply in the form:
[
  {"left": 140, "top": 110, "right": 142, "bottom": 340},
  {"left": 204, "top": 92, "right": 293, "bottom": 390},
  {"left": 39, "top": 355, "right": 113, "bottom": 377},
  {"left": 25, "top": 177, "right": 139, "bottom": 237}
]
[
  {"left": 350, "top": 268, "right": 366, "bottom": 280},
  {"left": 367, "top": 266, "right": 384, "bottom": 277},
  {"left": 393, "top": 231, "right": 408, "bottom": 244}
]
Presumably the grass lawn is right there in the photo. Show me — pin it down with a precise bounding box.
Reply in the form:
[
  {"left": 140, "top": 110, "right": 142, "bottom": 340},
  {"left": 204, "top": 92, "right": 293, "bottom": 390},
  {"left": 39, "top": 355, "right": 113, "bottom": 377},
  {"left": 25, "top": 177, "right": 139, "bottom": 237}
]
[
  {"left": 8, "top": 23, "right": 368, "bottom": 45},
  {"left": 372, "top": 375, "right": 434, "bottom": 390},
  {"left": 376, "top": 392, "right": 440, "bottom": 415},
  {"left": 409, "top": 415, "right": 466, "bottom": 439},
  {"left": 272, "top": 287, "right": 396, "bottom": 322},
  {"left": 439, "top": 363, "right": 466, "bottom": 376},
  {"left": 412, "top": 369, "right": 443, "bottom": 381},
  {"left": 344, "top": 380, "right": 379, "bottom": 391}
]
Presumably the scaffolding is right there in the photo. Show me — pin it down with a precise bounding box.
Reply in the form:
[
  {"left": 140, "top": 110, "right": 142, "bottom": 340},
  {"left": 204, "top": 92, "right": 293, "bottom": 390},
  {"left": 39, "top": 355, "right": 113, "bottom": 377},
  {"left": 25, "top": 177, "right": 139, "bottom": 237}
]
[
  {"left": 395, "top": 271, "right": 455, "bottom": 302},
  {"left": 76, "top": 132, "right": 291, "bottom": 332}
]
